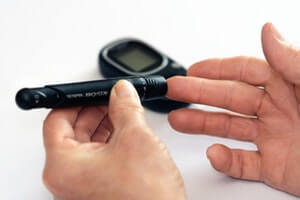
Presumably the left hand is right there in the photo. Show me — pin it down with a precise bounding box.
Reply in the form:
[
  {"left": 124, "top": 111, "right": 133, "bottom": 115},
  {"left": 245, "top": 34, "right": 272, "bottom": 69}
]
[{"left": 167, "top": 23, "right": 300, "bottom": 196}]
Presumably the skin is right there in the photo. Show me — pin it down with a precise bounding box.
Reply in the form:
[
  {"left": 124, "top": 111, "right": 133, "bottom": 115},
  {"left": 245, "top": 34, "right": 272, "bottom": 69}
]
[
  {"left": 167, "top": 23, "right": 300, "bottom": 196},
  {"left": 42, "top": 80, "right": 186, "bottom": 200},
  {"left": 43, "top": 23, "right": 300, "bottom": 199}
]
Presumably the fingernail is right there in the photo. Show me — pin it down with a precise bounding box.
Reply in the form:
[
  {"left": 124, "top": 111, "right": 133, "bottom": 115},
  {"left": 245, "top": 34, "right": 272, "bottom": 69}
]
[
  {"left": 268, "top": 23, "right": 285, "bottom": 42},
  {"left": 113, "top": 80, "right": 138, "bottom": 99}
]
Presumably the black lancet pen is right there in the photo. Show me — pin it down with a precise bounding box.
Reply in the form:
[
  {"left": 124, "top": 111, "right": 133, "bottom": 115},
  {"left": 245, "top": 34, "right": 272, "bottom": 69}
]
[{"left": 15, "top": 75, "right": 167, "bottom": 110}]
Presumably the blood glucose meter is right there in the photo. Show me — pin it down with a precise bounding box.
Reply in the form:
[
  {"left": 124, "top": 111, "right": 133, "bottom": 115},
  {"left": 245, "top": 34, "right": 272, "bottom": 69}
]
[{"left": 98, "top": 38, "right": 189, "bottom": 112}]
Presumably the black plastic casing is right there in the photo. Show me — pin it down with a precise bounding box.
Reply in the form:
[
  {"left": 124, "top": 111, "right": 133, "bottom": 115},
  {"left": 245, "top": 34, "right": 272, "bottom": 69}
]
[
  {"left": 16, "top": 76, "right": 167, "bottom": 110},
  {"left": 99, "top": 38, "right": 189, "bottom": 113}
]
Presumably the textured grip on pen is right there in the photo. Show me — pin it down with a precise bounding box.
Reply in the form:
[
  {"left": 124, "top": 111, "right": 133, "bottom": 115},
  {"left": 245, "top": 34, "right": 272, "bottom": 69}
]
[{"left": 144, "top": 76, "right": 167, "bottom": 100}]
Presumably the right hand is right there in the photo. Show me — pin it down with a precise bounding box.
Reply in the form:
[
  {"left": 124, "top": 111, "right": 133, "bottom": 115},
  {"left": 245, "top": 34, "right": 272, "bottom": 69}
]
[{"left": 43, "top": 80, "right": 186, "bottom": 200}]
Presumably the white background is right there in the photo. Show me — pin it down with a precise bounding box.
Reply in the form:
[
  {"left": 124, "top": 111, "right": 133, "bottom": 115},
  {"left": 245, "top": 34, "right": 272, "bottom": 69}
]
[{"left": 1, "top": 0, "right": 300, "bottom": 199}]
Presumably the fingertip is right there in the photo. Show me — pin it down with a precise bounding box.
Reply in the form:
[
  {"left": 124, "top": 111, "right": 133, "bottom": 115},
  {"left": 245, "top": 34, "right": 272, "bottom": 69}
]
[
  {"left": 262, "top": 22, "right": 284, "bottom": 42},
  {"left": 187, "top": 62, "right": 201, "bottom": 76},
  {"left": 167, "top": 110, "right": 175, "bottom": 123},
  {"left": 167, "top": 109, "right": 187, "bottom": 132},
  {"left": 187, "top": 59, "right": 223, "bottom": 78},
  {"left": 109, "top": 80, "right": 147, "bottom": 134},
  {"left": 261, "top": 22, "right": 300, "bottom": 85},
  {"left": 109, "top": 79, "right": 142, "bottom": 116},
  {"left": 206, "top": 144, "right": 232, "bottom": 173},
  {"left": 262, "top": 22, "right": 273, "bottom": 42},
  {"left": 111, "top": 80, "right": 139, "bottom": 101},
  {"left": 166, "top": 75, "right": 183, "bottom": 84},
  {"left": 262, "top": 22, "right": 285, "bottom": 55},
  {"left": 262, "top": 22, "right": 272, "bottom": 35},
  {"left": 166, "top": 75, "right": 175, "bottom": 87},
  {"left": 187, "top": 60, "right": 210, "bottom": 76},
  {"left": 166, "top": 75, "right": 185, "bottom": 98}
]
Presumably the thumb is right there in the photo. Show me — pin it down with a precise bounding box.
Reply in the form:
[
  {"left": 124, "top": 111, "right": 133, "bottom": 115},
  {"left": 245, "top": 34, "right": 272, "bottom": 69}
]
[
  {"left": 262, "top": 22, "right": 300, "bottom": 85},
  {"left": 108, "top": 80, "right": 148, "bottom": 133}
]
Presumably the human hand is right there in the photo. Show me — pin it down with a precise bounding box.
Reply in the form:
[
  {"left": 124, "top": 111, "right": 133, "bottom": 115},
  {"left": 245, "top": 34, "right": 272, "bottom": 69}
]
[
  {"left": 167, "top": 23, "right": 300, "bottom": 196},
  {"left": 42, "top": 80, "right": 186, "bottom": 200}
]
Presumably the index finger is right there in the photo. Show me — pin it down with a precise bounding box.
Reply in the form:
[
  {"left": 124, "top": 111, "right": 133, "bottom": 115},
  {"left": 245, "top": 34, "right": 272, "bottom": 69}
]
[
  {"left": 43, "top": 107, "right": 82, "bottom": 149},
  {"left": 167, "top": 76, "right": 264, "bottom": 115}
]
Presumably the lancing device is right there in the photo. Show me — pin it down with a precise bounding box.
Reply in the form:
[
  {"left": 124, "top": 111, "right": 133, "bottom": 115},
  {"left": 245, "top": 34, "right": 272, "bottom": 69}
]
[{"left": 16, "top": 75, "right": 167, "bottom": 110}]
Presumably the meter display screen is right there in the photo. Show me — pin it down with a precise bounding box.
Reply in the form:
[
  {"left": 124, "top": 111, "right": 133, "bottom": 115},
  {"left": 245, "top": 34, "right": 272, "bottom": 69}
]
[{"left": 109, "top": 42, "right": 162, "bottom": 72}]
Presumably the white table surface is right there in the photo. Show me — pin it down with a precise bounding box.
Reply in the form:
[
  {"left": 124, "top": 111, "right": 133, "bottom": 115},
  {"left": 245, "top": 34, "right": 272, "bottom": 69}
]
[{"left": 1, "top": 0, "right": 299, "bottom": 199}]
